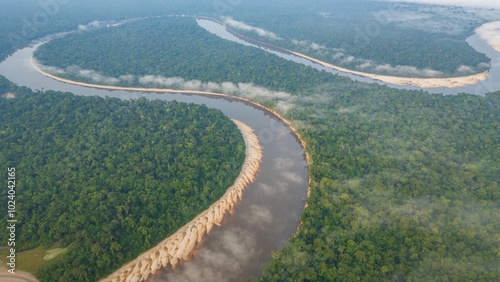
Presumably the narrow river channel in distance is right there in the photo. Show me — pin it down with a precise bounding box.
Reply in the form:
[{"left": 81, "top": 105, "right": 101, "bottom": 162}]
[
  {"left": 197, "top": 19, "right": 500, "bottom": 96},
  {"left": 0, "top": 16, "right": 499, "bottom": 281}
]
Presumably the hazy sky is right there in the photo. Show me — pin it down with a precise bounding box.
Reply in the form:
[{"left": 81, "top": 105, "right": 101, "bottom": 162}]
[{"left": 385, "top": 0, "right": 500, "bottom": 9}]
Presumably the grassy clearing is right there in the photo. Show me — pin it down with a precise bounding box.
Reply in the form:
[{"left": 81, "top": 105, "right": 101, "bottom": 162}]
[
  {"left": 0, "top": 245, "right": 68, "bottom": 275},
  {"left": 43, "top": 248, "right": 68, "bottom": 260}
]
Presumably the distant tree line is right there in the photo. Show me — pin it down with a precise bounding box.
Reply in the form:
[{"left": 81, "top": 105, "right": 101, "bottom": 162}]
[{"left": 34, "top": 17, "right": 338, "bottom": 94}]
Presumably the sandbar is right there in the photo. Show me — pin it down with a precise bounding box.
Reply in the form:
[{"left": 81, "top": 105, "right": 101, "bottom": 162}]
[
  {"left": 0, "top": 266, "right": 38, "bottom": 282},
  {"left": 32, "top": 58, "right": 311, "bottom": 282},
  {"left": 101, "top": 120, "right": 262, "bottom": 282},
  {"left": 194, "top": 15, "right": 490, "bottom": 89}
]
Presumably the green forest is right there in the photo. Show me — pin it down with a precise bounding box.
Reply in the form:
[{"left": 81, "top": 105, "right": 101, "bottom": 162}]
[
  {"left": 0, "top": 0, "right": 207, "bottom": 56},
  {"left": 0, "top": 76, "right": 245, "bottom": 281},
  {"left": 34, "top": 17, "right": 337, "bottom": 94},
  {"left": 2, "top": 0, "right": 500, "bottom": 281},
  {"left": 229, "top": 0, "right": 492, "bottom": 77},
  {"left": 261, "top": 84, "right": 500, "bottom": 281},
  {"left": 27, "top": 14, "right": 500, "bottom": 281}
]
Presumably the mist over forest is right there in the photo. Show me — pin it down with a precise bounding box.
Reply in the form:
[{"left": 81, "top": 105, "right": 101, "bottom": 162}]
[{"left": 1, "top": 0, "right": 499, "bottom": 281}]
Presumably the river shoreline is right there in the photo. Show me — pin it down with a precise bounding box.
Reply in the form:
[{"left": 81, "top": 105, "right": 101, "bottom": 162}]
[
  {"left": 31, "top": 57, "right": 310, "bottom": 162},
  {"left": 193, "top": 16, "right": 490, "bottom": 89},
  {"left": 475, "top": 21, "right": 500, "bottom": 52},
  {"left": 5, "top": 13, "right": 498, "bottom": 281},
  {"left": 32, "top": 55, "right": 313, "bottom": 197},
  {"left": 0, "top": 266, "right": 38, "bottom": 282},
  {"left": 102, "top": 120, "right": 262, "bottom": 282},
  {"left": 32, "top": 58, "right": 312, "bottom": 281}
]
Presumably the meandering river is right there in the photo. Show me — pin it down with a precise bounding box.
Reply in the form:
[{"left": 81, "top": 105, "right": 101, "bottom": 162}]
[
  {"left": 0, "top": 40, "right": 309, "bottom": 281},
  {"left": 0, "top": 16, "right": 498, "bottom": 281},
  {"left": 197, "top": 18, "right": 500, "bottom": 96}
]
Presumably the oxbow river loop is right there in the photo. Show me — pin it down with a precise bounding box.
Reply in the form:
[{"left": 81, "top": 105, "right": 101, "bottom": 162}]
[
  {"left": 0, "top": 32, "right": 309, "bottom": 282},
  {"left": 1, "top": 15, "right": 499, "bottom": 281}
]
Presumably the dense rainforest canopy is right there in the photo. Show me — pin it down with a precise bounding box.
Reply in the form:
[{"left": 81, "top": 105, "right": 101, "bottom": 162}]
[
  {"left": 228, "top": 0, "right": 492, "bottom": 77},
  {"left": 2, "top": 0, "right": 500, "bottom": 281},
  {"left": 0, "top": 77, "right": 245, "bottom": 281},
  {"left": 0, "top": 0, "right": 205, "bottom": 56},
  {"left": 261, "top": 85, "right": 500, "bottom": 281},
  {"left": 32, "top": 17, "right": 500, "bottom": 278},
  {"left": 34, "top": 17, "right": 338, "bottom": 95},
  {"left": 28, "top": 13, "right": 500, "bottom": 281}
]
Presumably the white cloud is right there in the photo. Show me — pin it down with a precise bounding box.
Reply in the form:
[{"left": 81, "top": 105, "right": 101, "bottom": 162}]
[
  {"left": 273, "top": 157, "right": 295, "bottom": 170},
  {"left": 222, "top": 17, "right": 282, "bottom": 40},
  {"left": 290, "top": 37, "right": 445, "bottom": 77},
  {"left": 38, "top": 64, "right": 293, "bottom": 100},
  {"left": 139, "top": 75, "right": 291, "bottom": 99},
  {"left": 341, "top": 56, "right": 356, "bottom": 64},
  {"left": 372, "top": 4, "right": 489, "bottom": 35},
  {"left": 160, "top": 227, "right": 257, "bottom": 282},
  {"left": 337, "top": 106, "right": 359, "bottom": 114},
  {"left": 78, "top": 20, "right": 101, "bottom": 31},
  {"left": 292, "top": 39, "right": 329, "bottom": 54},
  {"left": 38, "top": 64, "right": 65, "bottom": 75},
  {"left": 357, "top": 62, "right": 373, "bottom": 70},
  {"left": 282, "top": 171, "right": 304, "bottom": 184},
  {"left": 258, "top": 182, "right": 286, "bottom": 196},
  {"left": 310, "top": 42, "right": 324, "bottom": 51},
  {"left": 374, "top": 64, "right": 443, "bottom": 77},
  {"left": 478, "top": 62, "right": 491, "bottom": 68},
  {"left": 456, "top": 65, "right": 474, "bottom": 73},
  {"left": 276, "top": 100, "right": 295, "bottom": 112},
  {"left": 372, "top": 11, "right": 432, "bottom": 23},
  {"left": 244, "top": 205, "right": 273, "bottom": 226},
  {"left": 77, "top": 68, "right": 120, "bottom": 84},
  {"left": 332, "top": 52, "right": 345, "bottom": 60}
]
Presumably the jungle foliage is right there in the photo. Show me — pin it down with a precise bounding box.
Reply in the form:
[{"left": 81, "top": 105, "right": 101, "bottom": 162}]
[
  {"left": 28, "top": 14, "right": 500, "bottom": 280},
  {"left": 261, "top": 84, "right": 500, "bottom": 281},
  {"left": 0, "top": 80, "right": 245, "bottom": 281},
  {"left": 34, "top": 17, "right": 336, "bottom": 94},
  {"left": 2, "top": 1, "right": 500, "bottom": 281},
  {"left": 230, "top": 0, "right": 493, "bottom": 77}
]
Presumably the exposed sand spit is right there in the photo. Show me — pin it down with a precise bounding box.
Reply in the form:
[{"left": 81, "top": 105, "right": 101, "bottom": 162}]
[
  {"left": 193, "top": 16, "right": 490, "bottom": 89},
  {"left": 101, "top": 120, "right": 262, "bottom": 282},
  {"left": 476, "top": 21, "right": 500, "bottom": 52},
  {"left": 33, "top": 58, "right": 311, "bottom": 281},
  {"left": 287, "top": 50, "right": 489, "bottom": 88},
  {"left": 0, "top": 266, "right": 38, "bottom": 282}
]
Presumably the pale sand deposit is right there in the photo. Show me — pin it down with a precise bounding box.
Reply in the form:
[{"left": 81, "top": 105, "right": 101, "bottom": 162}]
[
  {"left": 101, "top": 120, "right": 262, "bottom": 282},
  {"left": 476, "top": 21, "right": 500, "bottom": 52},
  {"left": 287, "top": 51, "right": 489, "bottom": 88},
  {"left": 194, "top": 15, "right": 490, "bottom": 88},
  {"left": 32, "top": 57, "right": 311, "bottom": 187},
  {"left": 33, "top": 58, "right": 312, "bottom": 281},
  {"left": 0, "top": 266, "right": 38, "bottom": 282}
]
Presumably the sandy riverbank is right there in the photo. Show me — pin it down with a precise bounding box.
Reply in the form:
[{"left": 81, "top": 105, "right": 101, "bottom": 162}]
[
  {"left": 475, "top": 21, "right": 500, "bottom": 52},
  {"left": 287, "top": 50, "right": 489, "bottom": 88},
  {"left": 102, "top": 120, "right": 262, "bottom": 282},
  {"left": 33, "top": 58, "right": 312, "bottom": 281},
  {"left": 0, "top": 266, "right": 38, "bottom": 282},
  {"left": 31, "top": 58, "right": 310, "bottom": 161},
  {"left": 193, "top": 16, "right": 490, "bottom": 89}
]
